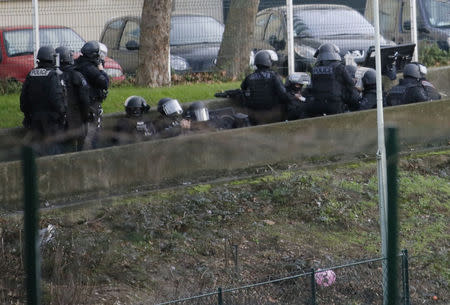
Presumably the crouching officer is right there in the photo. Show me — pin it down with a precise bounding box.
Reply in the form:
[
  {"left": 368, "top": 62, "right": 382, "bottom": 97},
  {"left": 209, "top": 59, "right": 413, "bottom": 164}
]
[
  {"left": 412, "top": 62, "right": 441, "bottom": 101},
  {"left": 185, "top": 101, "right": 251, "bottom": 131},
  {"left": 284, "top": 72, "right": 311, "bottom": 120},
  {"left": 75, "top": 40, "right": 109, "bottom": 149},
  {"left": 112, "top": 96, "right": 156, "bottom": 145},
  {"left": 385, "top": 63, "right": 429, "bottom": 106},
  {"left": 303, "top": 43, "right": 360, "bottom": 117},
  {"left": 55, "top": 46, "right": 90, "bottom": 152},
  {"left": 241, "top": 50, "right": 288, "bottom": 125},
  {"left": 153, "top": 98, "right": 191, "bottom": 139},
  {"left": 358, "top": 68, "right": 381, "bottom": 110},
  {"left": 20, "top": 45, "right": 66, "bottom": 155}
]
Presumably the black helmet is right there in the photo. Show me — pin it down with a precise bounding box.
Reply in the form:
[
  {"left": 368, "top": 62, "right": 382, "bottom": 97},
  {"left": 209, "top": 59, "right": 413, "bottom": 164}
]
[
  {"left": 81, "top": 41, "right": 100, "bottom": 59},
  {"left": 124, "top": 96, "right": 150, "bottom": 117},
  {"left": 186, "top": 101, "right": 210, "bottom": 122},
  {"left": 55, "top": 46, "right": 74, "bottom": 65},
  {"left": 362, "top": 68, "right": 376, "bottom": 87},
  {"left": 157, "top": 98, "right": 183, "bottom": 117},
  {"left": 314, "top": 43, "right": 341, "bottom": 61},
  {"left": 403, "top": 63, "right": 421, "bottom": 79},
  {"left": 410, "top": 62, "right": 427, "bottom": 78},
  {"left": 285, "top": 72, "right": 311, "bottom": 88},
  {"left": 37, "top": 45, "right": 56, "bottom": 63},
  {"left": 254, "top": 50, "right": 272, "bottom": 68}
]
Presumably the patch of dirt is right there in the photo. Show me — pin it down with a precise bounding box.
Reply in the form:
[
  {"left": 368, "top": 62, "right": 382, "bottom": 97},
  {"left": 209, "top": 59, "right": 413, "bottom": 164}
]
[{"left": 0, "top": 150, "right": 449, "bottom": 305}]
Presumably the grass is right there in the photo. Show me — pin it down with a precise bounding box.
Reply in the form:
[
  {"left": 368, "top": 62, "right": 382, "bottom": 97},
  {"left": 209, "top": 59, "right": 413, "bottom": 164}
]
[
  {"left": 0, "top": 81, "right": 241, "bottom": 129},
  {"left": 0, "top": 150, "right": 448, "bottom": 304}
]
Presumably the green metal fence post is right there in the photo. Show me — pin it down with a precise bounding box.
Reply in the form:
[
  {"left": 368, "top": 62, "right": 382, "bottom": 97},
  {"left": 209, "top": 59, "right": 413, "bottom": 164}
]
[
  {"left": 22, "top": 146, "right": 41, "bottom": 305},
  {"left": 401, "top": 249, "right": 410, "bottom": 305},
  {"left": 386, "top": 127, "right": 399, "bottom": 305},
  {"left": 218, "top": 287, "right": 223, "bottom": 305},
  {"left": 310, "top": 268, "right": 316, "bottom": 305}
]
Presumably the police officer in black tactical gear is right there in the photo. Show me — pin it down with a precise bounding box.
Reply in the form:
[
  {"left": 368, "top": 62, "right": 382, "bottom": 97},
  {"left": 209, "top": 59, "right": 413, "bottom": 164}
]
[
  {"left": 284, "top": 72, "right": 311, "bottom": 120},
  {"left": 75, "top": 40, "right": 109, "bottom": 149},
  {"left": 358, "top": 68, "right": 381, "bottom": 110},
  {"left": 241, "top": 50, "right": 288, "bottom": 125},
  {"left": 385, "top": 63, "right": 429, "bottom": 107},
  {"left": 185, "top": 101, "right": 251, "bottom": 131},
  {"left": 153, "top": 97, "right": 191, "bottom": 139},
  {"left": 55, "top": 46, "right": 90, "bottom": 152},
  {"left": 20, "top": 45, "right": 66, "bottom": 155},
  {"left": 303, "top": 43, "right": 360, "bottom": 117},
  {"left": 411, "top": 62, "right": 441, "bottom": 101},
  {"left": 112, "top": 96, "right": 156, "bottom": 145}
]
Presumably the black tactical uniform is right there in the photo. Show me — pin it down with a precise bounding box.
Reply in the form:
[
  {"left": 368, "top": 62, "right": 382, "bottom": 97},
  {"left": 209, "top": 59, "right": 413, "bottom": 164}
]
[
  {"left": 386, "top": 63, "right": 429, "bottom": 106},
  {"left": 241, "top": 50, "right": 288, "bottom": 124},
  {"left": 153, "top": 98, "right": 189, "bottom": 139},
  {"left": 303, "top": 43, "right": 360, "bottom": 117},
  {"left": 412, "top": 62, "right": 441, "bottom": 101},
  {"left": 284, "top": 72, "right": 311, "bottom": 120},
  {"left": 75, "top": 41, "right": 109, "bottom": 149},
  {"left": 359, "top": 68, "right": 380, "bottom": 110},
  {"left": 56, "top": 46, "right": 90, "bottom": 152},
  {"left": 20, "top": 46, "right": 66, "bottom": 155},
  {"left": 113, "top": 96, "right": 156, "bottom": 145}
]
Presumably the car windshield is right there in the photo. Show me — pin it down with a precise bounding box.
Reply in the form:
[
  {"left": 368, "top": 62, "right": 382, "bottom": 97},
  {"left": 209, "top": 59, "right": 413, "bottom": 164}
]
[
  {"left": 3, "top": 28, "right": 85, "bottom": 57},
  {"left": 293, "top": 7, "right": 375, "bottom": 38},
  {"left": 170, "top": 16, "right": 224, "bottom": 46},
  {"left": 423, "top": 0, "right": 450, "bottom": 28}
]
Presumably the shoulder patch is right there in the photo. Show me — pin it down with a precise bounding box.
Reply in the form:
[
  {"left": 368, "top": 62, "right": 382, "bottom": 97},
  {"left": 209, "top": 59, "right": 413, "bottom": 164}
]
[{"left": 29, "top": 68, "right": 51, "bottom": 77}]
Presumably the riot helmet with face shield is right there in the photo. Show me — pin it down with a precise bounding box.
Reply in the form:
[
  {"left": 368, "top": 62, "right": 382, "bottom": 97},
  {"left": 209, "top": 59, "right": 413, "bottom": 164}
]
[
  {"left": 187, "top": 101, "right": 210, "bottom": 122},
  {"left": 403, "top": 63, "right": 422, "bottom": 79},
  {"left": 314, "top": 43, "right": 341, "bottom": 61},
  {"left": 285, "top": 72, "right": 311, "bottom": 89},
  {"left": 81, "top": 41, "right": 100, "bottom": 59},
  {"left": 157, "top": 98, "right": 183, "bottom": 117},
  {"left": 124, "top": 96, "right": 150, "bottom": 117},
  {"left": 55, "top": 46, "right": 74, "bottom": 66}
]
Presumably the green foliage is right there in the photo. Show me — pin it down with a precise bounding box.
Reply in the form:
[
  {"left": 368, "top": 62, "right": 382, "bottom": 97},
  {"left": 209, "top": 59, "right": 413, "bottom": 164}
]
[{"left": 419, "top": 43, "right": 450, "bottom": 66}]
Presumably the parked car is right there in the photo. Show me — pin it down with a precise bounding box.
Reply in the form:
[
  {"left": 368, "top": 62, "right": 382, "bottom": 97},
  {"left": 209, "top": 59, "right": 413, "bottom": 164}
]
[
  {"left": 0, "top": 25, "right": 125, "bottom": 82},
  {"left": 398, "top": 0, "right": 449, "bottom": 51},
  {"left": 99, "top": 14, "right": 225, "bottom": 75},
  {"left": 252, "top": 4, "right": 395, "bottom": 75}
]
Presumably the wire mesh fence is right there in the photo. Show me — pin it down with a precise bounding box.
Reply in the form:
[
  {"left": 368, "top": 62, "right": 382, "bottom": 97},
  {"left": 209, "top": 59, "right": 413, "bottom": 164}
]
[
  {"left": 152, "top": 254, "right": 411, "bottom": 305},
  {"left": 1, "top": 0, "right": 448, "bottom": 80}
]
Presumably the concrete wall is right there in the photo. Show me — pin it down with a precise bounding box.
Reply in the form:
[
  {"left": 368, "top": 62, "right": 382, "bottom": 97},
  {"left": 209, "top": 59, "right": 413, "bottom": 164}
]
[{"left": 1, "top": 98, "right": 449, "bottom": 211}]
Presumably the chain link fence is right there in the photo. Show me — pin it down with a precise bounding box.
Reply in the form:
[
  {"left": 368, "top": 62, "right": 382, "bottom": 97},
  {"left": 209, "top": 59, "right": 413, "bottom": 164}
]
[
  {"left": 1, "top": 0, "right": 447, "bottom": 79},
  {"left": 151, "top": 253, "right": 411, "bottom": 305}
]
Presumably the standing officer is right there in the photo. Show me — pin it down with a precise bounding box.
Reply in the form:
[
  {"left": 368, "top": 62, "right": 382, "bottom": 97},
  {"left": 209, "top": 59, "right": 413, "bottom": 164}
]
[
  {"left": 385, "top": 63, "right": 429, "bottom": 106},
  {"left": 55, "top": 46, "right": 90, "bottom": 152},
  {"left": 75, "top": 40, "right": 109, "bottom": 149},
  {"left": 303, "top": 43, "right": 360, "bottom": 117},
  {"left": 240, "top": 50, "right": 288, "bottom": 125},
  {"left": 20, "top": 45, "right": 66, "bottom": 155}
]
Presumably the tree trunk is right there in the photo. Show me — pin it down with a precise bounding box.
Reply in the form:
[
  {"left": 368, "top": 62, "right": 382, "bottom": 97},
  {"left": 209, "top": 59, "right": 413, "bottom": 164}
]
[
  {"left": 136, "top": 0, "right": 173, "bottom": 87},
  {"left": 216, "top": 0, "right": 260, "bottom": 80}
]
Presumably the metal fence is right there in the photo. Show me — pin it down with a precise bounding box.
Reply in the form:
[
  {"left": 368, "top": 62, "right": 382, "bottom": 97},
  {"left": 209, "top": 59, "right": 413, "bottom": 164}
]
[
  {"left": 151, "top": 251, "right": 411, "bottom": 305},
  {"left": 1, "top": 0, "right": 448, "bottom": 79}
]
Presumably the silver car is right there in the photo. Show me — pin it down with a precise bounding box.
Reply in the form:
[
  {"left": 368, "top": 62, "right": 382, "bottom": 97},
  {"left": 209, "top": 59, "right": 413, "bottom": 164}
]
[{"left": 99, "top": 14, "right": 224, "bottom": 74}]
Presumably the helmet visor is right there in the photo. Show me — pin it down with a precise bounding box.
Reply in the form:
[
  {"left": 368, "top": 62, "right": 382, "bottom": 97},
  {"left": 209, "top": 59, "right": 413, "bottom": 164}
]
[
  {"left": 162, "top": 99, "right": 183, "bottom": 116},
  {"left": 193, "top": 108, "right": 210, "bottom": 122}
]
